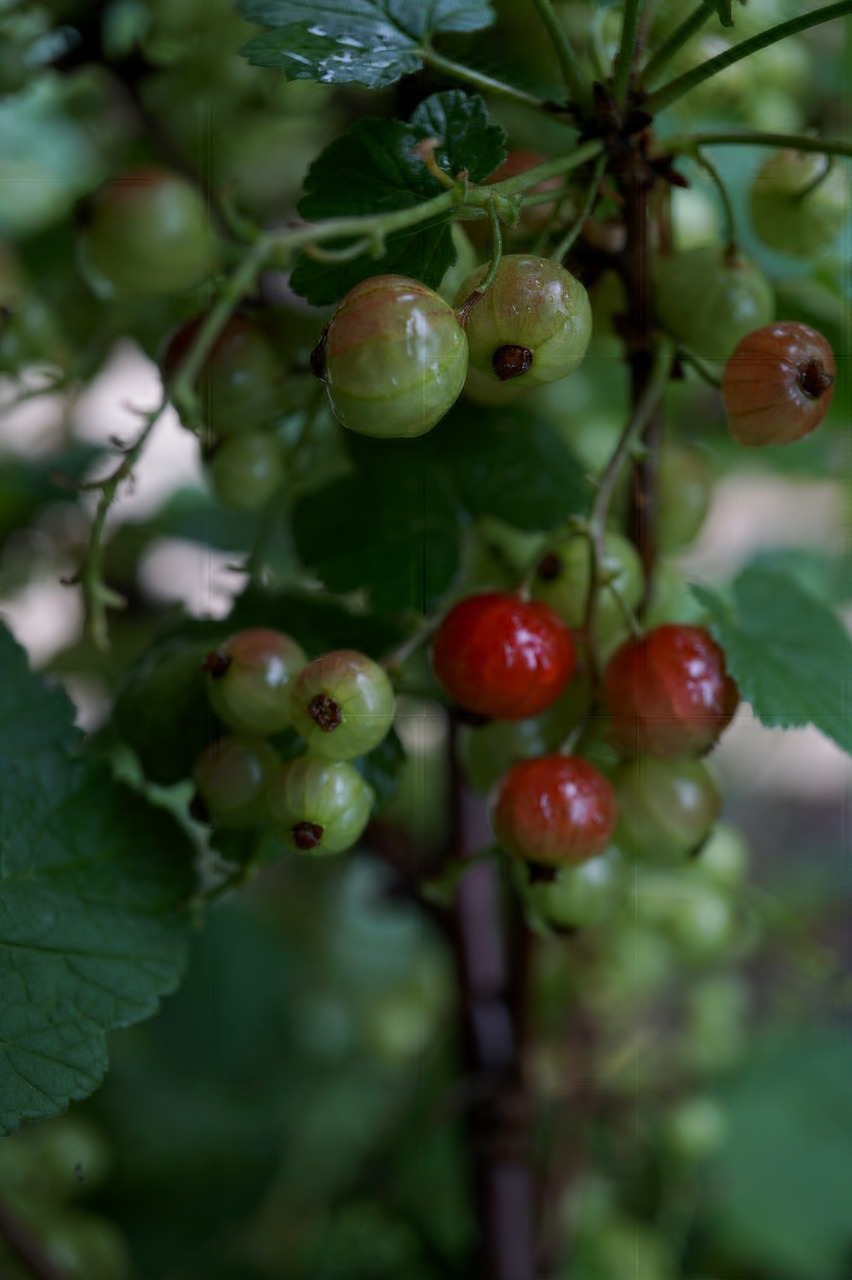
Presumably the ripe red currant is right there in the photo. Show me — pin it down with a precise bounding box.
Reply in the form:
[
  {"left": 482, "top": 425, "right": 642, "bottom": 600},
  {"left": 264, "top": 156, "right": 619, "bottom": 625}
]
[
  {"left": 203, "top": 629, "right": 307, "bottom": 736},
  {"left": 455, "top": 254, "right": 592, "bottom": 390},
  {"left": 290, "top": 649, "right": 395, "bottom": 761},
  {"left": 721, "top": 321, "right": 836, "bottom": 446},
  {"left": 492, "top": 754, "right": 618, "bottom": 867},
  {"left": 266, "top": 756, "right": 374, "bottom": 855},
  {"left": 431, "top": 592, "right": 577, "bottom": 720},
  {"left": 614, "top": 756, "right": 721, "bottom": 864},
  {"left": 750, "top": 149, "right": 849, "bottom": 257},
  {"left": 76, "top": 166, "right": 219, "bottom": 298},
  {"left": 319, "top": 274, "right": 468, "bottom": 437},
  {"left": 603, "top": 625, "right": 739, "bottom": 759},
  {"left": 191, "top": 736, "right": 280, "bottom": 827},
  {"left": 653, "top": 246, "right": 774, "bottom": 361}
]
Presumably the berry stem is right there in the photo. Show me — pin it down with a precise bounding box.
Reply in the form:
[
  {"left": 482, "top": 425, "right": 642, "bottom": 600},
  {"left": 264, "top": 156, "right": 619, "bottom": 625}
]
[
  {"left": 663, "top": 130, "right": 852, "bottom": 162},
  {"left": 692, "top": 149, "right": 738, "bottom": 252},
  {"left": 549, "top": 153, "right": 607, "bottom": 262},
  {"left": 640, "top": 1, "right": 715, "bottom": 89},
  {"left": 530, "top": 0, "right": 591, "bottom": 112},
  {"left": 421, "top": 45, "right": 572, "bottom": 119},
  {"left": 611, "top": 0, "right": 644, "bottom": 107},
  {"left": 645, "top": 1, "right": 852, "bottom": 116}
]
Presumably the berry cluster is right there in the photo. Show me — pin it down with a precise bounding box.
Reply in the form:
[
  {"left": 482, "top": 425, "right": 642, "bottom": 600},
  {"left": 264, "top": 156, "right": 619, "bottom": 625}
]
[{"left": 192, "top": 629, "right": 394, "bottom": 856}]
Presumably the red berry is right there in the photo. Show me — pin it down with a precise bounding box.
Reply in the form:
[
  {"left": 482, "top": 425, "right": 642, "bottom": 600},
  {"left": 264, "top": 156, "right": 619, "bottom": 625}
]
[
  {"left": 493, "top": 754, "right": 618, "bottom": 866},
  {"left": 431, "top": 592, "right": 576, "bottom": 719},
  {"left": 602, "top": 625, "right": 739, "bottom": 759},
  {"left": 722, "top": 322, "right": 836, "bottom": 446}
]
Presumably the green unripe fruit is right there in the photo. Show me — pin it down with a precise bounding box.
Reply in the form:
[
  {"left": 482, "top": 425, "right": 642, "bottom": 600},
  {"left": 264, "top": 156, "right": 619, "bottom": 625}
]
[
  {"left": 206, "top": 433, "right": 285, "bottom": 510},
  {"left": 615, "top": 757, "right": 720, "bottom": 865},
  {"left": 290, "top": 649, "right": 395, "bottom": 760},
  {"left": 458, "top": 715, "right": 551, "bottom": 796},
  {"left": 77, "top": 166, "right": 219, "bottom": 298},
  {"left": 455, "top": 254, "right": 592, "bottom": 391},
  {"left": 204, "top": 628, "right": 307, "bottom": 736},
  {"left": 664, "top": 1095, "right": 727, "bottom": 1162},
  {"left": 267, "top": 756, "right": 374, "bottom": 854},
  {"left": 658, "top": 444, "right": 713, "bottom": 551},
  {"left": 518, "top": 845, "right": 625, "bottom": 929},
  {"left": 532, "top": 528, "right": 643, "bottom": 660},
  {"left": 643, "top": 560, "right": 708, "bottom": 630},
  {"left": 191, "top": 736, "right": 280, "bottom": 827},
  {"left": 750, "top": 150, "right": 850, "bottom": 257},
  {"left": 692, "top": 820, "right": 749, "bottom": 889},
  {"left": 320, "top": 274, "right": 468, "bottom": 437},
  {"left": 654, "top": 247, "right": 775, "bottom": 361},
  {"left": 437, "top": 224, "right": 480, "bottom": 306}
]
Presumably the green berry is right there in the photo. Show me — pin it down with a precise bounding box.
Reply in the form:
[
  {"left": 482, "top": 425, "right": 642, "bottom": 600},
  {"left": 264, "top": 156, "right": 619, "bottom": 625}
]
[
  {"left": 615, "top": 757, "right": 721, "bottom": 865},
  {"left": 267, "top": 756, "right": 375, "bottom": 854},
  {"left": 750, "top": 150, "right": 850, "bottom": 257},
  {"left": 206, "top": 432, "right": 285, "bottom": 510},
  {"left": 654, "top": 246, "right": 775, "bottom": 361},
  {"left": 658, "top": 444, "right": 713, "bottom": 551},
  {"left": 290, "top": 649, "right": 395, "bottom": 761},
  {"left": 532, "top": 528, "right": 643, "bottom": 658},
  {"left": 203, "top": 629, "right": 307, "bottom": 736},
  {"left": 191, "top": 736, "right": 280, "bottom": 827},
  {"left": 518, "top": 845, "right": 625, "bottom": 929},
  {"left": 691, "top": 820, "right": 750, "bottom": 889}
]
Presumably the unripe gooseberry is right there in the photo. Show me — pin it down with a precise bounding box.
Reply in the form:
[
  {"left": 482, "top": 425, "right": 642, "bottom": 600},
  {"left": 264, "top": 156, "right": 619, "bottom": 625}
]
[
  {"left": 658, "top": 444, "right": 713, "bottom": 551},
  {"left": 614, "top": 756, "right": 721, "bottom": 865},
  {"left": 431, "top": 592, "right": 577, "bottom": 720},
  {"left": 290, "top": 649, "right": 395, "bottom": 761},
  {"left": 455, "top": 254, "right": 592, "bottom": 391},
  {"left": 531, "top": 528, "right": 644, "bottom": 658},
  {"left": 492, "top": 754, "right": 618, "bottom": 867},
  {"left": 266, "top": 756, "right": 375, "bottom": 854},
  {"left": 721, "top": 321, "right": 836, "bottom": 446},
  {"left": 205, "top": 433, "right": 286, "bottom": 510},
  {"left": 750, "top": 150, "right": 850, "bottom": 257},
  {"left": 516, "top": 845, "right": 625, "bottom": 929},
  {"left": 191, "top": 736, "right": 280, "bottom": 827},
  {"left": 203, "top": 628, "right": 307, "bottom": 736},
  {"left": 76, "top": 166, "right": 219, "bottom": 298},
  {"left": 603, "top": 624, "right": 739, "bottom": 759},
  {"left": 653, "top": 246, "right": 774, "bottom": 361},
  {"left": 318, "top": 274, "right": 468, "bottom": 437}
]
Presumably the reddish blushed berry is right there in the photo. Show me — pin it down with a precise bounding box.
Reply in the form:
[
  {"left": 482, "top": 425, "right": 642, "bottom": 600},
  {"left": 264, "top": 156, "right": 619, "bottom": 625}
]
[
  {"left": 602, "top": 624, "right": 739, "bottom": 759},
  {"left": 203, "top": 628, "right": 307, "bottom": 736},
  {"left": 492, "top": 754, "right": 618, "bottom": 867},
  {"left": 722, "top": 322, "right": 836, "bottom": 446},
  {"left": 191, "top": 736, "right": 280, "bottom": 828},
  {"left": 431, "top": 592, "right": 577, "bottom": 720}
]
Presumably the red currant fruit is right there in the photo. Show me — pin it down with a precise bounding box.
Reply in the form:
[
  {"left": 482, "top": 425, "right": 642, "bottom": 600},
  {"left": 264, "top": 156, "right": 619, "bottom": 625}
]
[
  {"left": 205, "top": 433, "right": 285, "bottom": 510},
  {"left": 160, "top": 313, "right": 285, "bottom": 435},
  {"left": 76, "top": 166, "right": 219, "bottom": 298},
  {"left": 290, "top": 649, "right": 395, "bottom": 760},
  {"left": 750, "top": 149, "right": 849, "bottom": 257},
  {"left": 320, "top": 274, "right": 468, "bottom": 437},
  {"left": 191, "top": 736, "right": 280, "bottom": 827},
  {"left": 203, "top": 629, "right": 307, "bottom": 736},
  {"left": 431, "top": 592, "right": 576, "bottom": 720},
  {"left": 614, "top": 757, "right": 721, "bottom": 864},
  {"left": 455, "top": 254, "right": 592, "bottom": 390},
  {"left": 603, "top": 625, "right": 739, "bottom": 759},
  {"left": 266, "top": 756, "right": 374, "bottom": 854},
  {"left": 654, "top": 246, "right": 774, "bottom": 361},
  {"left": 721, "top": 321, "right": 836, "bottom": 446},
  {"left": 492, "top": 754, "right": 618, "bottom": 867}
]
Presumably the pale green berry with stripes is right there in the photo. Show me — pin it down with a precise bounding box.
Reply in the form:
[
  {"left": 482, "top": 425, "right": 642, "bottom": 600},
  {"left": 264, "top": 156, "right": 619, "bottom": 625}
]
[
  {"left": 290, "top": 649, "right": 395, "bottom": 761},
  {"left": 267, "top": 757, "right": 375, "bottom": 854}
]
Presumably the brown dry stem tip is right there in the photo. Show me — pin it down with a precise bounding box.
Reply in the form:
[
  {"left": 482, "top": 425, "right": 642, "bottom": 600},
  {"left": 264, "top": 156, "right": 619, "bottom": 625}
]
[
  {"left": 536, "top": 551, "right": 562, "bottom": 581},
  {"left": 202, "top": 649, "right": 232, "bottom": 678},
  {"left": 798, "top": 358, "right": 834, "bottom": 400},
  {"left": 292, "top": 820, "right": 324, "bottom": 850},
  {"left": 309, "top": 692, "right": 343, "bottom": 732},
  {"left": 493, "top": 344, "right": 534, "bottom": 381}
]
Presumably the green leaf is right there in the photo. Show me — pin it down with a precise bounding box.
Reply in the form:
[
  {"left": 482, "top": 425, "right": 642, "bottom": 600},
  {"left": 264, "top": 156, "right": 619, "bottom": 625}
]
[
  {"left": 693, "top": 564, "right": 852, "bottom": 755},
  {"left": 292, "top": 435, "right": 463, "bottom": 615},
  {"left": 290, "top": 92, "right": 506, "bottom": 304},
  {"left": 712, "top": 1032, "right": 852, "bottom": 1277},
  {"left": 0, "top": 626, "right": 193, "bottom": 1136},
  {"left": 238, "top": 1, "right": 495, "bottom": 87}
]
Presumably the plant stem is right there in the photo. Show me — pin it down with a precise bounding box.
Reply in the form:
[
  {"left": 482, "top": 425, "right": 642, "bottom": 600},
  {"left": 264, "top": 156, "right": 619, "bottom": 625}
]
[
  {"left": 421, "top": 46, "right": 556, "bottom": 116},
  {"left": 693, "top": 150, "right": 737, "bottom": 249},
  {"left": 531, "top": 0, "right": 590, "bottom": 110},
  {"left": 645, "top": 0, "right": 852, "bottom": 116},
  {"left": 640, "top": 1, "right": 713, "bottom": 88},
  {"left": 550, "top": 154, "right": 607, "bottom": 261},
  {"left": 612, "top": 0, "right": 644, "bottom": 106},
  {"left": 664, "top": 130, "right": 852, "bottom": 161}
]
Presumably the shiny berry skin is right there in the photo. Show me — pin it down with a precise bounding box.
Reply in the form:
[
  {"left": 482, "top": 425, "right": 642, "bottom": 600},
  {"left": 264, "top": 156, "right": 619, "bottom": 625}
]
[
  {"left": 266, "top": 757, "right": 374, "bottom": 855},
  {"left": 76, "top": 166, "right": 219, "bottom": 298},
  {"left": 614, "top": 757, "right": 721, "bottom": 865},
  {"left": 206, "top": 433, "right": 285, "bottom": 510},
  {"left": 203, "top": 629, "right": 307, "bottom": 736},
  {"left": 321, "top": 274, "right": 468, "bottom": 438},
  {"left": 653, "top": 246, "right": 774, "bottom": 361},
  {"left": 290, "top": 649, "right": 395, "bottom": 761},
  {"left": 492, "top": 754, "right": 618, "bottom": 867},
  {"left": 431, "top": 592, "right": 577, "bottom": 720},
  {"left": 191, "top": 736, "right": 280, "bottom": 827},
  {"left": 721, "top": 322, "right": 836, "bottom": 446},
  {"left": 455, "top": 254, "right": 592, "bottom": 390},
  {"left": 160, "top": 313, "right": 285, "bottom": 435},
  {"left": 603, "top": 625, "right": 739, "bottom": 759},
  {"left": 750, "top": 149, "right": 850, "bottom": 257}
]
